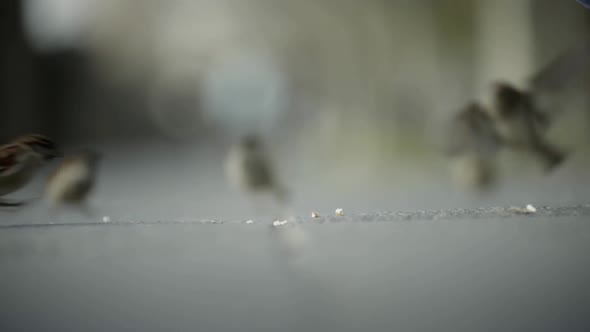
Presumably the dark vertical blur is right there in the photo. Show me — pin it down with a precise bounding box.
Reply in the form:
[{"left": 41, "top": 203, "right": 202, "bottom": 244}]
[
  {"left": 0, "top": 1, "right": 160, "bottom": 143},
  {"left": 0, "top": 0, "right": 43, "bottom": 141}
]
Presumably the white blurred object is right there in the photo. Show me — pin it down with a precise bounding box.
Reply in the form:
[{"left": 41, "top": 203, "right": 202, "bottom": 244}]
[
  {"left": 102, "top": 216, "right": 111, "bottom": 223},
  {"left": 23, "top": 0, "right": 96, "bottom": 51},
  {"left": 272, "top": 220, "right": 288, "bottom": 227},
  {"left": 46, "top": 151, "right": 100, "bottom": 209},
  {"left": 245, "top": 220, "right": 254, "bottom": 224},
  {"left": 509, "top": 204, "right": 537, "bottom": 214},
  {"left": 311, "top": 211, "right": 320, "bottom": 218},
  {"left": 201, "top": 51, "right": 289, "bottom": 137},
  {"left": 335, "top": 208, "right": 344, "bottom": 216}
]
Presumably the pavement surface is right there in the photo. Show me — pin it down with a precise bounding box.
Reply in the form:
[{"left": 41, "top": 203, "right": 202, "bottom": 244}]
[{"left": 1, "top": 204, "right": 589, "bottom": 331}]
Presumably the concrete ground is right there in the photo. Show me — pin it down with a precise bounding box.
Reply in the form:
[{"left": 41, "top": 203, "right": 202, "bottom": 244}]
[{"left": 1, "top": 205, "right": 589, "bottom": 331}]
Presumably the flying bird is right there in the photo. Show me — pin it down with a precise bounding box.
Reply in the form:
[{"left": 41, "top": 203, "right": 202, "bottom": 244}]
[
  {"left": 488, "top": 82, "right": 567, "bottom": 171},
  {"left": 492, "top": 42, "right": 590, "bottom": 168},
  {"left": 448, "top": 41, "right": 590, "bottom": 186}
]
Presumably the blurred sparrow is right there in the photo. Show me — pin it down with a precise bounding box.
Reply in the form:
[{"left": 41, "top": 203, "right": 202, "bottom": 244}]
[
  {"left": 452, "top": 42, "right": 590, "bottom": 174},
  {"left": 486, "top": 42, "right": 590, "bottom": 171},
  {"left": 446, "top": 102, "right": 502, "bottom": 190},
  {"left": 225, "top": 134, "right": 288, "bottom": 204},
  {"left": 0, "top": 134, "right": 60, "bottom": 206},
  {"left": 489, "top": 82, "right": 566, "bottom": 171},
  {"left": 46, "top": 150, "right": 101, "bottom": 211}
]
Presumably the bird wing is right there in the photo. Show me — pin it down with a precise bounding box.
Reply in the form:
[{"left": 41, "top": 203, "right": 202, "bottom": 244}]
[
  {"left": 529, "top": 41, "right": 590, "bottom": 93},
  {"left": 446, "top": 103, "right": 502, "bottom": 157},
  {"left": 524, "top": 41, "right": 590, "bottom": 122},
  {"left": 0, "top": 144, "right": 21, "bottom": 175}
]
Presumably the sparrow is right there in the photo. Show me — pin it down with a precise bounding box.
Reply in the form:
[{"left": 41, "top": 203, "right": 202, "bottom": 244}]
[
  {"left": 488, "top": 82, "right": 566, "bottom": 171},
  {"left": 225, "top": 134, "right": 289, "bottom": 205},
  {"left": 45, "top": 150, "right": 101, "bottom": 210},
  {"left": 446, "top": 102, "right": 502, "bottom": 190},
  {"left": 452, "top": 42, "right": 590, "bottom": 175},
  {"left": 0, "top": 134, "right": 60, "bottom": 206},
  {"left": 489, "top": 41, "right": 590, "bottom": 171}
]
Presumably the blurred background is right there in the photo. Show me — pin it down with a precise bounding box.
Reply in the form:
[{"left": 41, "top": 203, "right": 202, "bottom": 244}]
[{"left": 2, "top": 0, "right": 590, "bottom": 222}]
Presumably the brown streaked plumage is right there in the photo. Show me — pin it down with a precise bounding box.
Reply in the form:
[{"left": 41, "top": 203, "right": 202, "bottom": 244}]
[
  {"left": 0, "top": 134, "right": 60, "bottom": 206},
  {"left": 0, "top": 144, "right": 24, "bottom": 173},
  {"left": 10, "top": 134, "right": 60, "bottom": 160}
]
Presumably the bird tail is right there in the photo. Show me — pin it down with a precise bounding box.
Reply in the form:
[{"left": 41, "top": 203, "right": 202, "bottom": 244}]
[
  {"left": 532, "top": 141, "right": 567, "bottom": 172},
  {"left": 0, "top": 196, "right": 40, "bottom": 208},
  {"left": 0, "top": 199, "right": 26, "bottom": 207}
]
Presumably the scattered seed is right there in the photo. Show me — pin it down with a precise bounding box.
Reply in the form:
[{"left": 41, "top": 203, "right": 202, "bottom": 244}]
[
  {"left": 272, "top": 220, "right": 289, "bottom": 227},
  {"left": 509, "top": 205, "right": 536, "bottom": 215}
]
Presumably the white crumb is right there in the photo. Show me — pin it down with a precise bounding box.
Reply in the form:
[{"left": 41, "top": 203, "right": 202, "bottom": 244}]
[
  {"left": 335, "top": 208, "right": 344, "bottom": 216},
  {"left": 272, "top": 220, "right": 289, "bottom": 227},
  {"left": 102, "top": 216, "right": 111, "bottom": 223},
  {"left": 311, "top": 211, "right": 320, "bottom": 218},
  {"left": 245, "top": 220, "right": 254, "bottom": 224},
  {"left": 509, "top": 205, "right": 536, "bottom": 215}
]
